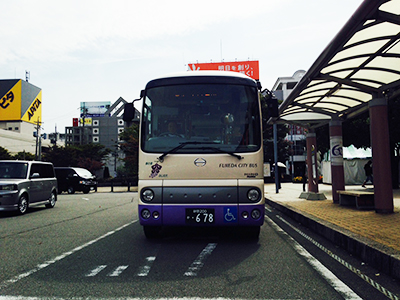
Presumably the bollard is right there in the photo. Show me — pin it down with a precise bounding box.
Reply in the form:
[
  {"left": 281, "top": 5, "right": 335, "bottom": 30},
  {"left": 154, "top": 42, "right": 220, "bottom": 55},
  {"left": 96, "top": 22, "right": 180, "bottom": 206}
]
[{"left": 111, "top": 181, "right": 114, "bottom": 192}]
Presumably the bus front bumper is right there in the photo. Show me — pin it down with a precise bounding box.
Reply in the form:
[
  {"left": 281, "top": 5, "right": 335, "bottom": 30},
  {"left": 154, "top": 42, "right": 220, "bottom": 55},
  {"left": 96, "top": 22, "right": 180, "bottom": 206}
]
[{"left": 138, "top": 204, "right": 264, "bottom": 227}]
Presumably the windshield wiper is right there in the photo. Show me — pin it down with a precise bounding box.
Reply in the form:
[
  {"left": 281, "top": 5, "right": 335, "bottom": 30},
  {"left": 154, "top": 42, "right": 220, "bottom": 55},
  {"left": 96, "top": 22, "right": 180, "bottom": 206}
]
[
  {"left": 197, "top": 147, "right": 243, "bottom": 160},
  {"left": 158, "top": 142, "right": 243, "bottom": 162},
  {"left": 158, "top": 142, "right": 217, "bottom": 162}
]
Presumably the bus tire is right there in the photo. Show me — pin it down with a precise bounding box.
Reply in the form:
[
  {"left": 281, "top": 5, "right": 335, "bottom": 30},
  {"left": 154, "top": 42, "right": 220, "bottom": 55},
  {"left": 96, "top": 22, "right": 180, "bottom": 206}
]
[
  {"left": 143, "top": 226, "right": 162, "bottom": 239},
  {"left": 242, "top": 226, "right": 260, "bottom": 240}
]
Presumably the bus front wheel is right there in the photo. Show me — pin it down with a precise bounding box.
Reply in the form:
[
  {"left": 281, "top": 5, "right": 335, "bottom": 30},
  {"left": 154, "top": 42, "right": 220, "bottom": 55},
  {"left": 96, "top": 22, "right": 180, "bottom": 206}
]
[
  {"left": 241, "top": 226, "right": 260, "bottom": 240},
  {"left": 143, "top": 226, "right": 162, "bottom": 239}
]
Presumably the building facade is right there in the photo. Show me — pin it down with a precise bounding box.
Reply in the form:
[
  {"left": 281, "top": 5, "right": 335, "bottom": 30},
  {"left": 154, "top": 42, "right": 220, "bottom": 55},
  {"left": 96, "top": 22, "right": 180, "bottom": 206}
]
[
  {"left": 0, "top": 79, "right": 51, "bottom": 157},
  {"left": 65, "top": 97, "right": 140, "bottom": 176},
  {"left": 271, "top": 70, "right": 307, "bottom": 178}
]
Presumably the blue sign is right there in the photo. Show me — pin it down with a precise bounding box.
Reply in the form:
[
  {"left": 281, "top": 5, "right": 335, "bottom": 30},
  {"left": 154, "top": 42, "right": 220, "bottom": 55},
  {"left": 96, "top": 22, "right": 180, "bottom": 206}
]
[{"left": 223, "top": 207, "right": 238, "bottom": 223}]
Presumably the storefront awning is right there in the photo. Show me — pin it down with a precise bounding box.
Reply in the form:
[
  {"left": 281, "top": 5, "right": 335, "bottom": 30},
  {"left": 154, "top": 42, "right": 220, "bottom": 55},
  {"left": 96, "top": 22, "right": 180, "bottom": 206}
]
[{"left": 276, "top": 0, "right": 400, "bottom": 129}]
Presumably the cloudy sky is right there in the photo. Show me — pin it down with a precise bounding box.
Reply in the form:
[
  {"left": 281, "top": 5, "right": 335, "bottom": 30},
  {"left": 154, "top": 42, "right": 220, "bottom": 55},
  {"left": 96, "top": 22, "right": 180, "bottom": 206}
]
[{"left": 0, "top": 0, "right": 362, "bottom": 133}]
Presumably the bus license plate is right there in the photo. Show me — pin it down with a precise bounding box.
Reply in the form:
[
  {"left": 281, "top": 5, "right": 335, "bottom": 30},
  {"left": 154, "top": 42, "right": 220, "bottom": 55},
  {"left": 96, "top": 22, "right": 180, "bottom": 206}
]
[{"left": 186, "top": 208, "right": 215, "bottom": 224}]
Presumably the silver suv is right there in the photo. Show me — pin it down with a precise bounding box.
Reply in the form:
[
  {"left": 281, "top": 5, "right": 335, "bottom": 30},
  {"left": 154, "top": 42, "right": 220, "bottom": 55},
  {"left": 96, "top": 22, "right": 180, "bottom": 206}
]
[{"left": 0, "top": 161, "right": 58, "bottom": 215}]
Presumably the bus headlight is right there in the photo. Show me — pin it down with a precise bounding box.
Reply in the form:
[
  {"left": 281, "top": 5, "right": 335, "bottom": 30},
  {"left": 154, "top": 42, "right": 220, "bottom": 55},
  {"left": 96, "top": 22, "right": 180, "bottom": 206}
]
[
  {"left": 251, "top": 209, "right": 261, "bottom": 220},
  {"left": 247, "top": 188, "right": 260, "bottom": 202},
  {"left": 142, "top": 189, "right": 155, "bottom": 202},
  {"left": 141, "top": 209, "right": 151, "bottom": 219}
]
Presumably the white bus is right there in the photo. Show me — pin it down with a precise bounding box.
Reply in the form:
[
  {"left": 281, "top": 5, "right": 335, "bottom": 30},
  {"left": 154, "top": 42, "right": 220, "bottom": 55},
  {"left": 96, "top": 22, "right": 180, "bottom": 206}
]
[{"left": 134, "top": 71, "right": 264, "bottom": 238}]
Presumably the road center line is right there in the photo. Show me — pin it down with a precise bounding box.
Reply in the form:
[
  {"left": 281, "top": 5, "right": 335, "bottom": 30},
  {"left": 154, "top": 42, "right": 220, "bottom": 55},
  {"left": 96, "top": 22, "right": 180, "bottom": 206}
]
[
  {"left": 265, "top": 215, "right": 362, "bottom": 300},
  {"left": 0, "top": 220, "right": 137, "bottom": 290}
]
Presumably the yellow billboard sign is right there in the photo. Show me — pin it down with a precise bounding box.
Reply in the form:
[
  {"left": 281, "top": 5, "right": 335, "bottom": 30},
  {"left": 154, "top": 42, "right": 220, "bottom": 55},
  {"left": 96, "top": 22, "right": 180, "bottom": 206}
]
[
  {"left": 79, "top": 117, "right": 92, "bottom": 125},
  {"left": 22, "top": 90, "right": 42, "bottom": 125},
  {"left": 0, "top": 80, "right": 22, "bottom": 121}
]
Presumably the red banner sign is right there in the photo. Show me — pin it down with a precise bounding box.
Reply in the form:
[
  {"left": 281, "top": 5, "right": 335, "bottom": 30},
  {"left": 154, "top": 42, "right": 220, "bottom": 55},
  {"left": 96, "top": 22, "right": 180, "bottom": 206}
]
[{"left": 188, "top": 60, "right": 259, "bottom": 80}]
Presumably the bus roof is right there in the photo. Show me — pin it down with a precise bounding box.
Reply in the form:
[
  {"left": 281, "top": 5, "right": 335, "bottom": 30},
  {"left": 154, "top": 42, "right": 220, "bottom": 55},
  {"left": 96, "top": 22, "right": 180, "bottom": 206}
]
[{"left": 145, "top": 70, "right": 258, "bottom": 89}]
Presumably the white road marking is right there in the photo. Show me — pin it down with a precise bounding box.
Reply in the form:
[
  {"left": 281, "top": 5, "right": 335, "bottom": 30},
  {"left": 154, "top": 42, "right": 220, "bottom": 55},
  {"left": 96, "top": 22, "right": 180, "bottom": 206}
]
[
  {"left": 1, "top": 297, "right": 263, "bottom": 300},
  {"left": 184, "top": 243, "right": 217, "bottom": 277},
  {"left": 108, "top": 265, "right": 129, "bottom": 277},
  {"left": 0, "top": 220, "right": 137, "bottom": 290},
  {"left": 275, "top": 214, "right": 400, "bottom": 300},
  {"left": 82, "top": 197, "right": 90, "bottom": 201},
  {"left": 85, "top": 265, "right": 107, "bottom": 277},
  {"left": 265, "top": 216, "right": 362, "bottom": 300},
  {"left": 137, "top": 256, "right": 156, "bottom": 277}
]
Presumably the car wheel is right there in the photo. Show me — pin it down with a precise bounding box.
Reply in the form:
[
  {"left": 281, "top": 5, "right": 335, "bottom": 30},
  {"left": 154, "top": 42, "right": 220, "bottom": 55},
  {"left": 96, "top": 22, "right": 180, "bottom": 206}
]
[
  {"left": 18, "top": 195, "right": 29, "bottom": 215},
  {"left": 82, "top": 187, "right": 90, "bottom": 194},
  {"left": 67, "top": 186, "right": 75, "bottom": 194},
  {"left": 46, "top": 192, "right": 57, "bottom": 208}
]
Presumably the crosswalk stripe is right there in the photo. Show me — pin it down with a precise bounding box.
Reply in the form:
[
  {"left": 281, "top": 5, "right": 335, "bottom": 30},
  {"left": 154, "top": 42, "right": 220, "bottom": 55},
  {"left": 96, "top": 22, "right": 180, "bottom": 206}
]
[
  {"left": 108, "top": 265, "right": 129, "bottom": 277},
  {"left": 137, "top": 256, "right": 156, "bottom": 277},
  {"left": 85, "top": 265, "right": 107, "bottom": 277},
  {"left": 184, "top": 243, "right": 217, "bottom": 277}
]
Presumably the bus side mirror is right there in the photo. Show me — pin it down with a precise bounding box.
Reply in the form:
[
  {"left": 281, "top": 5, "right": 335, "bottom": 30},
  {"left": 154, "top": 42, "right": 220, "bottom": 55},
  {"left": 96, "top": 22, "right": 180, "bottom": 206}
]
[
  {"left": 123, "top": 91, "right": 144, "bottom": 123},
  {"left": 123, "top": 103, "right": 135, "bottom": 122}
]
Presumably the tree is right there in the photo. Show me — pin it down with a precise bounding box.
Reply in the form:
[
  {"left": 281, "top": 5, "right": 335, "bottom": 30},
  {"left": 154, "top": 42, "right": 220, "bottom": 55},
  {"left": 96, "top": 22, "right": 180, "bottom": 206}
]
[
  {"left": 119, "top": 123, "right": 139, "bottom": 178},
  {"left": 0, "top": 147, "right": 12, "bottom": 160},
  {"left": 42, "top": 145, "right": 78, "bottom": 167},
  {"left": 42, "top": 144, "right": 111, "bottom": 174},
  {"left": 12, "top": 151, "right": 35, "bottom": 161},
  {"left": 260, "top": 93, "right": 290, "bottom": 164}
]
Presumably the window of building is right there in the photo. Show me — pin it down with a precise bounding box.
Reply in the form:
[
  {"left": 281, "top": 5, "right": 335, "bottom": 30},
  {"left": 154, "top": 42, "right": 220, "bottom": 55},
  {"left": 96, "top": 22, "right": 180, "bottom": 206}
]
[{"left": 287, "top": 82, "right": 297, "bottom": 90}]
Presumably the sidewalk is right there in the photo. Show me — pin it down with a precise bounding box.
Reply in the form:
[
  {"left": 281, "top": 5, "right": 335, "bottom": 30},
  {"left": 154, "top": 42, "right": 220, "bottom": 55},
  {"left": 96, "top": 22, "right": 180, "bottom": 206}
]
[{"left": 264, "top": 182, "right": 400, "bottom": 280}]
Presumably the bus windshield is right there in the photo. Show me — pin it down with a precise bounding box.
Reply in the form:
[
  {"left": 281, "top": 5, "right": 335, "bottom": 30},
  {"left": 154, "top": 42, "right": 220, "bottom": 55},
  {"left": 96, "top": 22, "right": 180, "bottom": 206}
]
[{"left": 141, "top": 81, "right": 261, "bottom": 155}]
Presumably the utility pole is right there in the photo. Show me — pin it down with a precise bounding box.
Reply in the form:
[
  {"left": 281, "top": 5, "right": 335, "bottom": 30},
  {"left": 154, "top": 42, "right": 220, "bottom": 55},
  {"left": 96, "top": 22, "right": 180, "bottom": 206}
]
[
  {"left": 34, "top": 118, "right": 41, "bottom": 161},
  {"left": 80, "top": 104, "right": 87, "bottom": 145},
  {"left": 54, "top": 124, "right": 58, "bottom": 146}
]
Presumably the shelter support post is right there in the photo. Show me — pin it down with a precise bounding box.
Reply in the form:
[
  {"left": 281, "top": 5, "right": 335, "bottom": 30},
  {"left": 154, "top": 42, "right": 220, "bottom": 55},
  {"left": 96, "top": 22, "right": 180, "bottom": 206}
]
[
  {"left": 369, "top": 98, "right": 393, "bottom": 213},
  {"left": 329, "top": 119, "right": 345, "bottom": 204},
  {"left": 300, "top": 131, "right": 326, "bottom": 200},
  {"left": 274, "top": 123, "right": 280, "bottom": 193},
  {"left": 306, "top": 132, "right": 319, "bottom": 193}
]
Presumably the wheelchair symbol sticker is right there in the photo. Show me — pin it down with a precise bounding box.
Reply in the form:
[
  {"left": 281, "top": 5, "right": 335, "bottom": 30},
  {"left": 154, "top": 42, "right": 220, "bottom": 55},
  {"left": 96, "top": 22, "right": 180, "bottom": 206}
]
[{"left": 223, "top": 207, "right": 238, "bottom": 223}]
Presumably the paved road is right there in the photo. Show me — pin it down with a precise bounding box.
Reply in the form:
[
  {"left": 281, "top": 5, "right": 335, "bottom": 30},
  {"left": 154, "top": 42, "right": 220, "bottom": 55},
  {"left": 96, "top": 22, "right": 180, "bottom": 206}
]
[{"left": 1, "top": 192, "right": 399, "bottom": 299}]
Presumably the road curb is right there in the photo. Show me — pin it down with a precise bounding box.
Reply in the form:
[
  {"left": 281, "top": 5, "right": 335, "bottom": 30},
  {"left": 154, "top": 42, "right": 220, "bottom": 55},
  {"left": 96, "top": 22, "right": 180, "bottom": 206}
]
[{"left": 265, "top": 198, "right": 400, "bottom": 281}]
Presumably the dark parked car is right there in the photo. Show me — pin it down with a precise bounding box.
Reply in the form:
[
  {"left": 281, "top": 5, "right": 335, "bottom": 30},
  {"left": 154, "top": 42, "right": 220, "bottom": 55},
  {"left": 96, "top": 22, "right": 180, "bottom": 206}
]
[
  {"left": 0, "top": 160, "right": 58, "bottom": 214},
  {"left": 55, "top": 167, "right": 97, "bottom": 194}
]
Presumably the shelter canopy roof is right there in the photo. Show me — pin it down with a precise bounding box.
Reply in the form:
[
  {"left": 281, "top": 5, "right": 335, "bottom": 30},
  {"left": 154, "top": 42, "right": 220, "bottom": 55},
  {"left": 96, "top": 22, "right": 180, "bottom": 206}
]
[{"left": 277, "top": 0, "right": 400, "bottom": 129}]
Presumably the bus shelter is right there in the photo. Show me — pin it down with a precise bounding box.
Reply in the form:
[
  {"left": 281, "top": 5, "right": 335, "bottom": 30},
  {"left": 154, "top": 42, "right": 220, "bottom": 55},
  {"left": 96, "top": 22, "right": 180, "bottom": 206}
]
[{"left": 270, "top": 0, "right": 400, "bottom": 213}]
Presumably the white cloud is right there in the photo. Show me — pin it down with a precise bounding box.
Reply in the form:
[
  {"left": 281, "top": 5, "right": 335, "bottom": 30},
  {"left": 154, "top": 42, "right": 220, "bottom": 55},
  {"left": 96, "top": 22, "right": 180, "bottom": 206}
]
[
  {"left": 0, "top": 0, "right": 364, "bottom": 132},
  {"left": 0, "top": 0, "right": 281, "bottom": 65}
]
